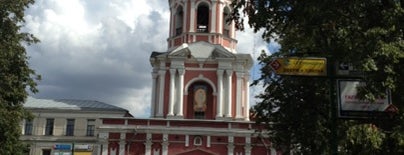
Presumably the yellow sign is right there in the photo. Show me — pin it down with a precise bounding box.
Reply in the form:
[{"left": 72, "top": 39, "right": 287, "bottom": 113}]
[{"left": 269, "top": 57, "right": 327, "bottom": 76}]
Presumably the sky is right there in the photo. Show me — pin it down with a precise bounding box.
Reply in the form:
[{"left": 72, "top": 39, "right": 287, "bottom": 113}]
[{"left": 23, "top": 0, "right": 278, "bottom": 117}]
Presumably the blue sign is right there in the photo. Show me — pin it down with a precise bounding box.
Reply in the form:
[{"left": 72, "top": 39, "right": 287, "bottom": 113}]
[{"left": 54, "top": 144, "right": 71, "bottom": 150}]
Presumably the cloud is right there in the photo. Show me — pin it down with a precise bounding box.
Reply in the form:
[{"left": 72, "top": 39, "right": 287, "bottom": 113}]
[{"left": 24, "top": 0, "right": 268, "bottom": 117}]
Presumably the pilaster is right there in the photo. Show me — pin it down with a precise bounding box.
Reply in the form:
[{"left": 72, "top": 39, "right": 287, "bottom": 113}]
[
  {"left": 162, "top": 134, "right": 169, "bottom": 155},
  {"left": 245, "top": 136, "right": 252, "bottom": 155},
  {"left": 157, "top": 70, "right": 166, "bottom": 117},
  {"left": 176, "top": 69, "right": 185, "bottom": 117},
  {"left": 151, "top": 72, "right": 158, "bottom": 117},
  {"left": 245, "top": 74, "right": 250, "bottom": 121},
  {"left": 168, "top": 69, "right": 176, "bottom": 116},
  {"left": 227, "top": 136, "right": 235, "bottom": 155},
  {"left": 99, "top": 132, "right": 109, "bottom": 155},
  {"left": 211, "top": 1, "right": 217, "bottom": 33},
  {"left": 225, "top": 69, "right": 233, "bottom": 118},
  {"left": 119, "top": 132, "right": 126, "bottom": 155},
  {"left": 189, "top": 1, "right": 195, "bottom": 32},
  {"left": 235, "top": 72, "right": 244, "bottom": 119},
  {"left": 144, "top": 133, "right": 152, "bottom": 155},
  {"left": 216, "top": 69, "right": 224, "bottom": 118}
]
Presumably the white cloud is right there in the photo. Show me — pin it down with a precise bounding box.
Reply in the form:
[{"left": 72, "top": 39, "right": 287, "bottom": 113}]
[{"left": 24, "top": 0, "right": 268, "bottom": 117}]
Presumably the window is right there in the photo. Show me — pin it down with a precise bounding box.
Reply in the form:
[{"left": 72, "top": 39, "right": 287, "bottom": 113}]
[
  {"left": 42, "top": 149, "right": 51, "bottom": 155},
  {"left": 194, "top": 111, "right": 205, "bottom": 119},
  {"left": 24, "top": 120, "right": 33, "bottom": 135},
  {"left": 193, "top": 85, "right": 207, "bottom": 119},
  {"left": 86, "top": 119, "right": 96, "bottom": 136},
  {"left": 197, "top": 4, "right": 209, "bottom": 32},
  {"left": 175, "top": 6, "right": 184, "bottom": 36},
  {"left": 194, "top": 136, "right": 203, "bottom": 146},
  {"left": 223, "top": 7, "right": 231, "bottom": 37},
  {"left": 66, "top": 119, "right": 75, "bottom": 136},
  {"left": 44, "top": 118, "right": 54, "bottom": 136}
]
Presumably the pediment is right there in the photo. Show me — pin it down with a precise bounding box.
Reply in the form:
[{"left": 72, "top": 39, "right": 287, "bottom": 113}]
[
  {"left": 175, "top": 148, "right": 218, "bottom": 155},
  {"left": 168, "top": 41, "right": 235, "bottom": 59}
]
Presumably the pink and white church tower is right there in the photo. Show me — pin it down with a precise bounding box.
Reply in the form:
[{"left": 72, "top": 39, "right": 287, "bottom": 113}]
[
  {"left": 99, "top": 1, "right": 277, "bottom": 155},
  {"left": 150, "top": 0, "right": 252, "bottom": 121}
]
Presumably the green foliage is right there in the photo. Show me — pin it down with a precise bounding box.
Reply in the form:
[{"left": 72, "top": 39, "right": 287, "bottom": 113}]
[
  {"left": 341, "top": 124, "right": 385, "bottom": 155},
  {"left": 232, "top": 0, "right": 403, "bottom": 154},
  {"left": 0, "top": 0, "right": 39, "bottom": 154}
]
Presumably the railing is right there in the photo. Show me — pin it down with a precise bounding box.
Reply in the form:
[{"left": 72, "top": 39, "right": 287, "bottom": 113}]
[
  {"left": 197, "top": 25, "right": 208, "bottom": 33},
  {"left": 175, "top": 27, "right": 182, "bottom": 36},
  {"left": 223, "top": 29, "right": 230, "bottom": 37}
]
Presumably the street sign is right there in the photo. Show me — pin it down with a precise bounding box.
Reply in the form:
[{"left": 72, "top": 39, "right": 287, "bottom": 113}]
[
  {"left": 269, "top": 57, "right": 327, "bottom": 76},
  {"left": 336, "top": 62, "right": 364, "bottom": 77},
  {"left": 337, "top": 79, "right": 393, "bottom": 118}
]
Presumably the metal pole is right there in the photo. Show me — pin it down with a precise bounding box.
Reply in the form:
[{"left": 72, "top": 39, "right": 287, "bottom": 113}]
[
  {"left": 71, "top": 142, "right": 74, "bottom": 155},
  {"left": 328, "top": 58, "right": 338, "bottom": 155}
]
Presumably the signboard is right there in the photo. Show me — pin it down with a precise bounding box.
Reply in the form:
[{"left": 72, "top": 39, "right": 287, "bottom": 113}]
[
  {"left": 54, "top": 144, "right": 72, "bottom": 150},
  {"left": 269, "top": 57, "right": 327, "bottom": 76},
  {"left": 337, "top": 79, "right": 393, "bottom": 118},
  {"left": 75, "top": 144, "right": 93, "bottom": 151},
  {"left": 336, "top": 62, "right": 364, "bottom": 77}
]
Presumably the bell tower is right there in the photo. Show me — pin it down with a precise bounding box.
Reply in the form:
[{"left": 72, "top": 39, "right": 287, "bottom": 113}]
[
  {"left": 150, "top": 0, "right": 252, "bottom": 121},
  {"left": 167, "top": 0, "right": 237, "bottom": 52}
]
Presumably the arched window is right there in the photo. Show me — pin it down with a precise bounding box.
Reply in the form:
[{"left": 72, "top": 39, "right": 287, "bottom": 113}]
[
  {"left": 186, "top": 81, "right": 214, "bottom": 119},
  {"left": 175, "top": 6, "right": 184, "bottom": 36},
  {"left": 193, "top": 85, "right": 207, "bottom": 119},
  {"left": 194, "top": 136, "right": 203, "bottom": 146},
  {"left": 223, "top": 7, "right": 231, "bottom": 37},
  {"left": 197, "top": 3, "right": 209, "bottom": 33}
]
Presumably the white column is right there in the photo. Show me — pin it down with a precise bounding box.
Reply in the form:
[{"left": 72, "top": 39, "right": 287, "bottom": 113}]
[
  {"left": 176, "top": 69, "right": 185, "bottom": 117},
  {"left": 236, "top": 72, "right": 243, "bottom": 119},
  {"left": 157, "top": 70, "right": 166, "bottom": 117},
  {"left": 245, "top": 75, "right": 250, "bottom": 121},
  {"left": 245, "top": 136, "right": 252, "bottom": 155},
  {"left": 168, "top": 69, "right": 176, "bottom": 116},
  {"left": 185, "top": 135, "right": 189, "bottom": 147},
  {"left": 211, "top": 1, "right": 217, "bottom": 33},
  {"left": 225, "top": 69, "right": 233, "bottom": 117},
  {"left": 227, "top": 136, "right": 234, "bottom": 155},
  {"left": 169, "top": 8, "right": 174, "bottom": 37},
  {"left": 216, "top": 70, "right": 224, "bottom": 118},
  {"left": 218, "top": 2, "right": 223, "bottom": 34},
  {"left": 151, "top": 72, "right": 158, "bottom": 117},
  {"left": 162, "top": 134, "right": 169, "bottom": 155},
  {"left": 207, "top": 136, "right": 211, "bottom": 147},
  {"left": 119, "top": 132, "right": 126, "bottom": 155},
  {"left": 144, "top": 133, "right": 152, "bottom": 155},
  {"left": 189, "top": 2, "right": 195, "bottom": 32},
  {"left": 183, "top": 0, "right": 188, "bottom": 33}
]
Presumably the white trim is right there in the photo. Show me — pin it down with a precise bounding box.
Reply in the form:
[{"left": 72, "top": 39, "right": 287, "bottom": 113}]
[{"left": 184, "top": 74, "right": 217, "bottom": 95}]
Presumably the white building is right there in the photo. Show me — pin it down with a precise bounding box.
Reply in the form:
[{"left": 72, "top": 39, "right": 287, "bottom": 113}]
[{"left": 21, "top": 97, "right": 131, "bottom": 155}]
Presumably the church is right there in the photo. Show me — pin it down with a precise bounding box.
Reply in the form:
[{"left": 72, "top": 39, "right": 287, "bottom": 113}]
[{"left": 98, "top": 0, "right": 277, "bottom": 154}]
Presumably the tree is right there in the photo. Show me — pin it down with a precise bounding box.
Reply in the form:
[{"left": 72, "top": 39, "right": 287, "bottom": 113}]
[
  {"left": 232, "top": 0, "right": 403, "bottom": 154},
  {"left": 0, "top": 0, "right": 40, "bottom": 154}
]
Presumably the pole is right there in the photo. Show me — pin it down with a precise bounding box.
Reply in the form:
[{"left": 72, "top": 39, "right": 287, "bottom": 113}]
[
  {"left": 328, "top": 58, "right": 338, "bottom": 155},
  {"left": 71, "top": 142, "right": 74, "bottom": 155}
]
